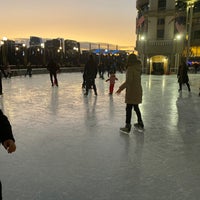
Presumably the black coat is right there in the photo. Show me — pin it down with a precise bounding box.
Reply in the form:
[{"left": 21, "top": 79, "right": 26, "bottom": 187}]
[
  {"left": 83, "top": 59, "right": 98, "bottom": 80},
  {"left": 47, "top": 60, "right": 59, "bottom": 73},
  {"left": 0, "top": 109, "right": 15, "bottom": 144},
  {"left": 178, "top": 63, "right": 189, "bottom": 84}
]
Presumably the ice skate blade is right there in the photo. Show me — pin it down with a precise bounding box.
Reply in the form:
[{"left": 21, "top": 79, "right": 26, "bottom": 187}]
[
  {"left": 134, "top": 127, "right": 144, "bottom": 133},
  {"left": 120, "top": 130, "right": 130, "bottom": 135}
]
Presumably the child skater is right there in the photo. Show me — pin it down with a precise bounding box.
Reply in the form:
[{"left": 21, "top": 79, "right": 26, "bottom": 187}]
[
  {"left": 116, "top": 54, "right": 144, "bottom": 133},
  {"left": 105, "top": 72, "right": 118, "bottom": 95}
]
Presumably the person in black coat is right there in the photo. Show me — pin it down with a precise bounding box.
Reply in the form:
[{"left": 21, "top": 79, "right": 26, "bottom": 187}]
[
  {"left": 83, "top": 55, "right": 98, "bottom": 96},
  {"left": 47, "top": 59, "right": 60, "bottom": 87},
  {"left": 0, "top": 109, "right": 16, "bottom": 200},
  {"left": 177, "top": 59, "right": 191, "bottom": 92}
]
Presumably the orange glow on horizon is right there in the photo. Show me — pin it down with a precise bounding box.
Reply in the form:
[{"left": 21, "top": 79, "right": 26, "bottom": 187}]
[{"left": 0, "top": 0, "right": 137, "bottom": 50}]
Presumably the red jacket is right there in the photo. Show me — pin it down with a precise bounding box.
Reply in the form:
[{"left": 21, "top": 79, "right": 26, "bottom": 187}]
[{"left": 106, "top": 74, "right": 118, "bottom": 84}]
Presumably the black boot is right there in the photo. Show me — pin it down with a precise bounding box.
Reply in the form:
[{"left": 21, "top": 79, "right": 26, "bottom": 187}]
[{"left": 120, "top": 124, "right": 131, "bottom": 133}]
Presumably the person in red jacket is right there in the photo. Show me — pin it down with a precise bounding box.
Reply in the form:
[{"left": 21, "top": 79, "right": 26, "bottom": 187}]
[
  {"left": 105, "top": 72, "right": 118, "bottom": 95},
  {"left": 0, "top": 109, "right": 16, "bottom": 200}
]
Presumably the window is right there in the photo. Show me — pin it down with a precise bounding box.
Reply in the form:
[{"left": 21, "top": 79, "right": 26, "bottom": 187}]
[
  {"left": 194, "top": 1, "right": 200, "bottom": 13},
  {"left": 158, "top": 0, "right": 166, "bottom": 10},
  {"left": 175, "top": 0, "right": 187, "bottom": 11},
  {"left": 193, "top": 17, "right": 200, "bottom": 25},
  {"left": 157, "top": 18, "right": 165, "bottom": 25},
  {"left": 157, "top": 29, "right": 164, "bottom": 39},
  {"left": 141, "top": 3, "right": 149, "bottom": 12},
  {"left": 194, "top": 30, "right": 200, "bottom": 40}
]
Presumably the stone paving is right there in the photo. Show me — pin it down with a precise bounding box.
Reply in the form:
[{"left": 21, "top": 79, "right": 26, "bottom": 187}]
[{"left": 0, "top": 72, "right": 200, "bottom": 200}]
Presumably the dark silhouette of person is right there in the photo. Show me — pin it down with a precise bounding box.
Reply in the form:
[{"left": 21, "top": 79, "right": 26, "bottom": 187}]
[
  {"left": 0, "top": 65, "right": 7, "bottom": 78},
  {"left": 83, "top": 55, "right": 98, "bottom": 96},
  {"left": 0, "top": 71, "right": 2, "bottom": 95},
  {"left": 177, "top": 59, "right": 191, "bottom": 92},
  {"left": 47, "top": 59, "right": 60, "bottom": 87},
  {"left": 0, "top": 109, "right": 16, "bottom": 199},
  {"left": 25, "top": 62, "right": 32, "bottom": 77}
]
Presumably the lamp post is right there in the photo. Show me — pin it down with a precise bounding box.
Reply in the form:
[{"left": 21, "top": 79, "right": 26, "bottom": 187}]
[
  {"left": 174, "top": 34, "right": 182, "bottom": 72},
  {"left": 0, "top": 41, "right": 4, "bottom": 65},
  {"left": 140, "top": 35, "right": 145, "bottom": 73},
  {"left": 2, "top": 37, "right": 7, "bottom": 66},
  {"left": 22, "top": 43, "right": 27, "bottom": 67},
  {"left": 41, "top": 43, "right": 45, "bottom": 66},
  {"left": 98, "top": 44, "right": 101, "bottom": 65},
  {"left": 185, "top": 0, "right": 199, "bottom": 63},
  {"left": 57, "top": 46, "right": 63, "bottom": 64}
]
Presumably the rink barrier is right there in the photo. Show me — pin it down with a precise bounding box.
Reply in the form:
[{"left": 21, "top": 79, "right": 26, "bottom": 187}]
[{"left": 9, "top": 67, "right": 84, "bottom": 76}]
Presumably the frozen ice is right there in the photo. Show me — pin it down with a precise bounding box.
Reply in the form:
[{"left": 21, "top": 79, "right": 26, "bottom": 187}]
[{"left": 0, "top": 72, "right": 200, "bottom": 200}]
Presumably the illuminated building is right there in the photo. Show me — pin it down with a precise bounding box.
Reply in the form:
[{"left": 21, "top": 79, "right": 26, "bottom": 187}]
[{"left": 135, "top": 0, "right": 200, "bottom": 74}]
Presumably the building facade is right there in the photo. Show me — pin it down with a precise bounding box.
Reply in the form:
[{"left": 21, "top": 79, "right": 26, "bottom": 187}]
[{"left": 136, "top": 0, "right": 200, "bottom": 74}]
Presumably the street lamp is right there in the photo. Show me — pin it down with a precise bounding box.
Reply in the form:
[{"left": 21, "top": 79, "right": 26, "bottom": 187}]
[
  {"left": 2, "top": 37, "right": 7, "bottom": 41},
  {"left": 2, "top": 37, "right": 8, "bottom": 66},
  {"left": 139, "top": 35, "right": 145, "bottom": 73},
  {"left": 22, "top": 43, "right": 27, "bottom": 66},
  {"left": 0, "top": 41, "right": 4, "bottom": 66},
  {"left": 41, "top": 43, "right": 45, "bottom": 66},
  {"left": 184, "top": 0, "right": 199, "bottom": 63},
  {"left": 186, "top": 1, "right": 194, "bottom": 63},
  {"left": 174, "top": 33, "right": 182, "bottom": 71}
]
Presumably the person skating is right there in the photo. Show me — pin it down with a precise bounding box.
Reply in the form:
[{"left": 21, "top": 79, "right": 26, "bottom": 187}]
[
  {"left": 105, "top": 72, "right": 118, "bottom": 95},
  {"left": 47, "top": 58, "right": 60, "bottom": 87},
  {"left": 83, "top": 55, "right": 98, "bottom": 96},
  {"left": 25, "top": 62, "right": 32, "bottom": 77},
  {"left": 177, "top": 59, "right": 191, "bottom": 92},
  {"left": 0, "top": 109, "right": 16, "bottom": 200},
  {"left": 116, "top": 54, "right": 144, "bottom": 133}
]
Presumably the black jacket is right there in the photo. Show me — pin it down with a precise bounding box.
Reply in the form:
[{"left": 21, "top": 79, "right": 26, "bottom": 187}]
[
  {"left": 0, "top": 109, "right": 15, "bottom": 144},
  {"left": 84, "top": 59, "right": 98, "bottom": 80},
  {"left": 47, "top": 60, "right": 59, "bottom": 73}
]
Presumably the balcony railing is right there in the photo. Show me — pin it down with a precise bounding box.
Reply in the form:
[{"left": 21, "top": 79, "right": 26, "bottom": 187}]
[{"left": 137, "top": 40, "right": 174, "bottom": 53}]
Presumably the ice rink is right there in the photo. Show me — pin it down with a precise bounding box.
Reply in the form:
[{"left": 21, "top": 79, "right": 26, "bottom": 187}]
[{"left": 0, "top": 72, "right": 200, "bottom": 200}]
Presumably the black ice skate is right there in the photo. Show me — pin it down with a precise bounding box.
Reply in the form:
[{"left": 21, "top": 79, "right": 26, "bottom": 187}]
[{"left": 120, "top": 124, "right": 131, "bottom": 134}]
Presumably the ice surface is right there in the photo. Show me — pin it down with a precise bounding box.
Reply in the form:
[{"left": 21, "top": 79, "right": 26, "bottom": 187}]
[{"left": 0, "top": 72, "right": 200, "bottom": 200}]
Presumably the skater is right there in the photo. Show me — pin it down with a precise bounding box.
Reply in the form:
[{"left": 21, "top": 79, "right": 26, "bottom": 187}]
[
  {"left": 4, "top": 63, "right": 11, "bottom": 78},
  {"left": 47, "top": 58, "right": 60, "bottom": 87},
  {"left": 0, "top": 65, "right": 7, "bottom": 79},
  {"left": 177, "top": 59, "right": 191, "bottom": 92},
  {"left": 116, "top": 53, "right": 144, "bottom": 133},
  {"left": 98, "top": 61, "right": 105, "bottom": 79},
  {"left": 25, "top": 62, "right": 32, "bottom": 77},
  {"left": 0, "top": 109, "right": 16, "bottom": 200},
  {"left": 82, "top": 71, "right": 86, "bottom": 89},
  {"left": 83, "top": 55, "right": 98, "bottom": 96},
  {"left": 105, "top": 71, "right": 118, "bottom": 95}
]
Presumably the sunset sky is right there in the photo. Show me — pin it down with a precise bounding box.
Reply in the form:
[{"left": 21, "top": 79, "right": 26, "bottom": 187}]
[{"left": 0, "top": 0, "right": 137, "bottom": 49}]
